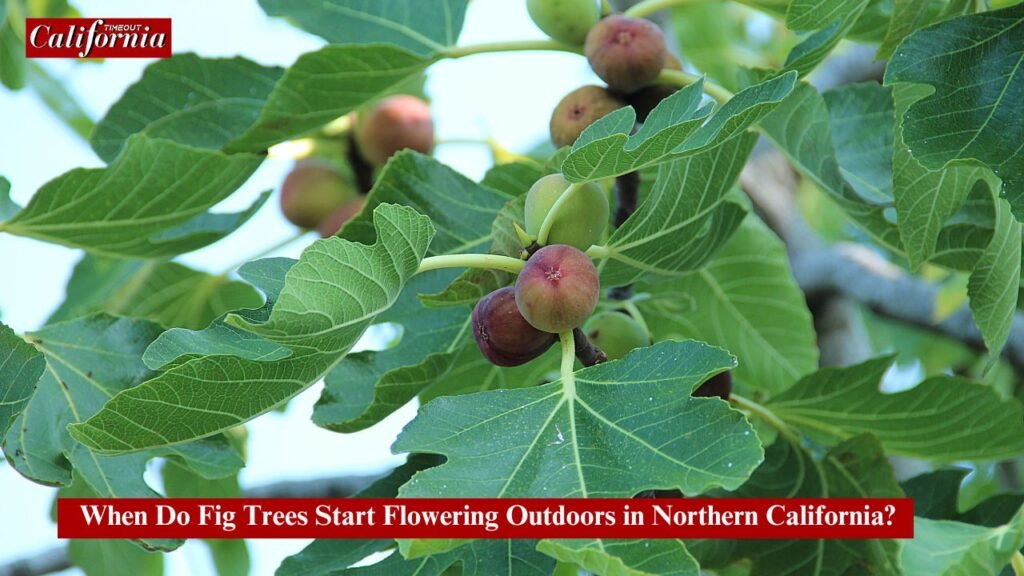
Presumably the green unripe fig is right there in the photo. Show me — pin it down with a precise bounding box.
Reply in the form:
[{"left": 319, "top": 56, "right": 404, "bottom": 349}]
[
  {"left": 515, "top": 244, "right": 600, "bottom": 333},
  {"left": 317, "top": 197, "right": 366, "bottom": 237},
  {"left": 525, "top": 173, "right": 609, "bottom": 250},
  {"left": 693, "top": 371, "right": 732, "bottom": 400},
  {"left": 584, "top": 15, "right": 667, "bottom": 93},
  {"left": 583, "top": 312, "right": 649, "bottom": 360},
  {"left": 527, "top": 0, "right": 600, "bottom": 45},
  {"left": 354, "top": 95, "right": 434, "bottom": 167},
  {"left": 280, "top": 160, "right": 359, "bottom": 230},
  {"left": 550, "top": 85, "right": 626, "bottom": 148},
  {"left": 473, "top": 287, "right": 557, "bottom": 366}
]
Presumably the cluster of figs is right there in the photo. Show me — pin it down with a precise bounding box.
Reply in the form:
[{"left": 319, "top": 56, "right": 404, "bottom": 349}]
[{"left": 275, "top": 1, "right": 732, "bottom": 398}]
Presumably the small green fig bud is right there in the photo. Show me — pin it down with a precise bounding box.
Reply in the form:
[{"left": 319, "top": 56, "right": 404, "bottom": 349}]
[
  {"left": 515, "top": 244, "right": 600, "bottom": 333},
  {"left": 525, "top": 173, "right": 608, "bottom": 250},
  {"left": 550, "top": 85, "right": 626, "bottom": 148},
  {"left": 317, "top": 197, "right": 366, "bottom": 237},
  {"left": 584, "top": 15, "right": 667, "bottom": 93},
  {"left": 527, "top": 0, "right": 601, "bottom": 46},
  {"left": 354, "top": 95, "right": 434, "bottom": 167},
  {"left": 473, "top": 287, "right": 557, "bottom": 366},
  {"left": 583, "top": 311, "right": 649, "bottom": 360},
  {"left": 693, "top": 371, "right": 732, "bottom": 400},
  {"left": 280, "top": 160, "right": 359, "bottom": 230}
]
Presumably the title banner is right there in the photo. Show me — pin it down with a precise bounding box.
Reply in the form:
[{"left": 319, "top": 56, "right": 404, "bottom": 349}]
[
  {"left": 58, "top": 498, "right": 915, "bottom": 539},
  {"left": 25, "top": 18, "right": 171, "bottom": 58}
]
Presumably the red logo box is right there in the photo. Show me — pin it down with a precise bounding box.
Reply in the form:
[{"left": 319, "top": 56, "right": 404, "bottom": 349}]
[{"left": 25, "top": 18, "right": 171, "bottom": 58}]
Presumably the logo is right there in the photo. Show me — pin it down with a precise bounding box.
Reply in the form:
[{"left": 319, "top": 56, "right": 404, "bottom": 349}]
[{"left": 25, "top": 18, "right": 171, "bottom": 58}]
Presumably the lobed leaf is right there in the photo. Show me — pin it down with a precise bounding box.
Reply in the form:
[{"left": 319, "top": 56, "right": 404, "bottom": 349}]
[
  {"left": 537, "top": 539, "right": 699, "bottom": 576},
  {"left": 68, "top": 204, "right": 435, "bottom": 453},
  {"left": 768, "top": 356, "right": 1024, "bottom": 462},
  {"left": 903, "top": 507, "right": 1024, "bottom": 576},
  {"left": 395, "top": 341, "right": 763, "bottom": 498}
]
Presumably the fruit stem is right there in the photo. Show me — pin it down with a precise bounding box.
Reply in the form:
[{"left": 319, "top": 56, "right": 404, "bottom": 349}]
[
  {"left": 536, "top": 182, "right": 582, "bottom": 246},
  {"left": 729, "top": 393, "right": 799, "bottom": 442},
  {"left": 220, "top": 229, "right": 312, "bottom": 275},
  {"left": 417, "top": 254, "right": 525, "bottom": 275},
  {"left": 656, "top": 69, "right": 735, "bottom": 104},
  {"left": 572, "top": 327, "right": 607, "bottom": 367},
  {"left": 443, "top": 40, "right": 583, "bottom": 59},
  {"left": 586, "top": 245, "right": 613, "bottom": 259},
  {"left": 624, "top": 0, "right": 703, "bottom": 18},
  {"left": 559, "top": 330, "right": 577, "bottom": 399},
  {"left": 1013, "top": 551, "right": 1024, "bottom": 576}
]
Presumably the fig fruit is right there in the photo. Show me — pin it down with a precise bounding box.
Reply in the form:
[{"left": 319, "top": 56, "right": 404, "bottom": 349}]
[
  {"left": 693, "top": 371, "right": 732, "bottom": 400},
  {"left": 583, "top": 311, "right": 649, "bottom": 360},
  {"left": 354, "top": 95, "right": 434, "bottom": 167},
  {"left": 584, "top": 15, "right": 667, "bottom": 93},
  {"left": 515, "top": 244, "right": 599, "bottom": 333},
  {"left": 317, "top": 197, "right": 366, "bottom": 237},
  {"left": 550, "top": 85, "right": 626, "bottom": 148},
  {"left": 527, "top": 0, "right": 601, "bottom": 45},
  {"left": 280, "top": 160, "right": 359, "bottom": 230},
  {"left": 473, "top": 287, "right": 557, "bottom": 366},
  {"left": 524, "top": 173, "right": 608, "bottom": 250}
]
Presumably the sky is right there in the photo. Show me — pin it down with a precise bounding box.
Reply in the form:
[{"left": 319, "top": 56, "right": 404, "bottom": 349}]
[{"left": 0, "top": 0, "right": 599, "bottom": 573}]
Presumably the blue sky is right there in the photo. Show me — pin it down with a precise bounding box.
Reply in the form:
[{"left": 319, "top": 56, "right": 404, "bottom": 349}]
[{"left": 0, "top": 0, "right": 599, "bottom": 573}]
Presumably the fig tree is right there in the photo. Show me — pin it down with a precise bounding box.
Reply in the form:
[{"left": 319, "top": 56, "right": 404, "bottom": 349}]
[
  {"left": 527, "top": 0, "right": 600, "bottom": 46},
  {"left": 524, "top": 173, "right": 609, "bottom": 250},
  {"left": 317, "top": 197, "right": 366, "bottom": 237},
  {"left": 515, "top": 244, "right": 599, "bottom": 333},
  {"left": 354, "top": 95, "right": 434, "bottom": 167},
  {"left": 693, "top": 371, "right": 732, "bottom": 400},
  {"left": 280, "top": 160, "right": 359, "bottom": 230},
  {"left": 584, "top": 15, "right": 667, "bottom": 93},
  {"left": 550, "top": 85, "right": 626, "bottom": 148},
  {"left": 583, "top": 311, "right": 649, "bottom": 360},
  {"left": 472, "top": 287, "right": 557, "bottom": 366}
]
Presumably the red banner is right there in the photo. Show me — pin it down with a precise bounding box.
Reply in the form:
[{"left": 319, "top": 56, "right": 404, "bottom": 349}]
[
  {"left": 57, "top": 498, "right": 915, "bottom": 539},
  {"left": 25, "top": 18, "right": 171, "bottom": 58}
]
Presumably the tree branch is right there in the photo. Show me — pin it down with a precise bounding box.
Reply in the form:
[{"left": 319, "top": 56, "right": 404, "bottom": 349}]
[{"left": 0, "top": 472, "right": 383, "bottom": 576}]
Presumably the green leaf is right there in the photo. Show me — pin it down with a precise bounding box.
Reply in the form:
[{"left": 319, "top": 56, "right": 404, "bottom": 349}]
[
  {"left": 825, "top": 83, "right": 894, "bottom": 205},
  {"left": 885, "top": 3, "right": 1024, "bottom": 220},
  {"left": 0, "top": 321, "right": 45, "bottom": 436},
  {"left": 891, "top": 83, "right": 991, "bottom": 268},
  {"left": 698, "top": 435, "right": 903, "bottom": 576},
  {"left": 0, "top": 0, "right": 25, "bottom": 90},
  {"left": 395, "top": 341, "right": 762, "bottom": 497},
  {"left": 537, "top": 539, "right": 700, "bottom": 576},
  {"left": 0, "top": 135, "right": 263, "bottom": 258},
  {"left": 258, "top": 0, "right": 468, "bottom": 56},
  {"left": 0, "top": 176, "right": 19, "bottom": 221},
  {"left": 876, "top": 0, "right": 944, "bottom": 59},
  {"left": 141, "top": 258, "right": 295, "bottom": 371},
  {"left": 759, "top": 80, "right": 903, "bottom": 252},
  {"left": 560, "top": 73, "right": 797, "bottom": 183},
  {"left": 640, "top": 216, "right": 818, "bottom": 394},
  {"left": 599, "top": 135, "right": 754, "bottom": 286},
  {"left": 968, "top": 197, "right": 1022, "bottom": 355},
  {"left": 479, "top": 161, "right": 545, "bottom": 198},
  {"left": 229, "top": 45, "right": 436, "bottom": 152},
  {"left": 783, "top": 0, "right": 868, "bottom": 77},
  {"left": 1, "top": 315, "right": 242, "bottom": 549},
  {"left": 313, "top": 153, "right": 511, "bottom": 432},
  {"left": 90, "top": 54, "right": 284, "bottom": 162},
  {"left": 50, "top": 255, "right": 264, "bottom": 330},
  {"left": 785, "top": 0, "right": 866, "bottom": 30},
  {"left": 767, "top": 356, "right": 1024, "bottom": 462},
  {"left": 68, "top": 204, "right": 435, "bottom": 453},
  {"left": 903, "top": 506, "right": 1024, "bottom": 576},
  {"left": 900, "top": 468, "right": 970, "bottom": 520}
]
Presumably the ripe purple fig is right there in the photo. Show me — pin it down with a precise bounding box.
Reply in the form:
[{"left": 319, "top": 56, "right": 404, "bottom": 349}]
[
  {"left": 473, "top": 287, "right": 557, "bottom": 366},
  {"left": 584, "top": 16, "right": 667, "bottom": 94},
  {"left": 317, "top": 197, "right": 366, "bottom": 238},
  {"left": 515, "top": 245, "right": 599, "bottom": 333},
  {"left": 354, "top": 95, "right": 434, "bottom": 167},
  {"left": 550, "top": 85, "right": 626, "bottom": 148},
  {"left": 280, "top": 160, "right": 359, "bottom": 230},
  {"left": 693, "top": 371, "right": 732, "bottom": 400}
]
